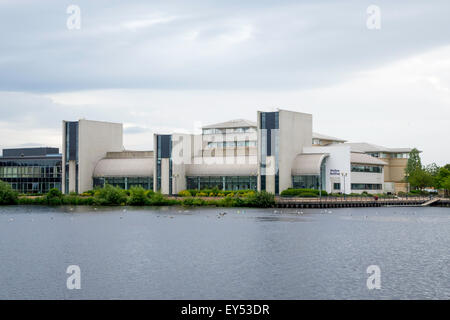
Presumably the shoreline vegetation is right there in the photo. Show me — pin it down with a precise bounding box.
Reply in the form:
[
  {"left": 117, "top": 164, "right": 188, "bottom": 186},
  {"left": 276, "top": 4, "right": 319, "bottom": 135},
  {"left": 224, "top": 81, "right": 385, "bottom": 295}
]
[
  {"left": 1, "top": 180, "right": 443, "bottom": 208},
  {"left": 0, "top": 182, "right": 275, "bottom": 208}
]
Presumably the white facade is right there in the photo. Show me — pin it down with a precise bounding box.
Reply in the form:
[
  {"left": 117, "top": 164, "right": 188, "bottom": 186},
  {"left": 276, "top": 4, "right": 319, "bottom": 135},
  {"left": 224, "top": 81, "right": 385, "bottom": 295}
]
[
  {"left": 62, "top": 119, "right": 123, "bottom": 194},
  {"left": 303, "top": 145, "right": 352, "bottom": 194}
]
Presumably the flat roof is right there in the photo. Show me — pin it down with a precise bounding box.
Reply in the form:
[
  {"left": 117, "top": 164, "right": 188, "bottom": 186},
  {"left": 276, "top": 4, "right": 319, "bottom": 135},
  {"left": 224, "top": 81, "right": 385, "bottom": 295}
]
[
  {"left": 312, "top": 132, "right": 347, "bottom": 142},
  {"left": 1, "top": 147, "right": 60, "bottom": 158},
  {"left": 344, "top": 142, "right": 414, "bottom": 153}
]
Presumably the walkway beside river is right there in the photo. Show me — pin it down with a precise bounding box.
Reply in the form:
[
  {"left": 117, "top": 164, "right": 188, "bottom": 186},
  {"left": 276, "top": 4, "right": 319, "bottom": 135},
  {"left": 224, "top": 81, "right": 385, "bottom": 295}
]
[{"left": 275, "top": 196, "right": 450, "bottom": 208}]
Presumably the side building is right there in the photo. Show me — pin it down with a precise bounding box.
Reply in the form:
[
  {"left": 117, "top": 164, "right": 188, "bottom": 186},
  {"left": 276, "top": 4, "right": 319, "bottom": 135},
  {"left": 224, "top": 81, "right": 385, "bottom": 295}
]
[
  {"left": 343, "top": 142, "right": 413, "bottom": 193},
  {"left": 0, "top": 147, "right": 62, "bottom": 194}
]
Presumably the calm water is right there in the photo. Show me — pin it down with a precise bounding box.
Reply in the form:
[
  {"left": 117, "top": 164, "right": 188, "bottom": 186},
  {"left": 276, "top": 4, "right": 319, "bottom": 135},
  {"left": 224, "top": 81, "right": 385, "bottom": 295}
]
[{"left": 0, "top": 205, "right": 449, "bottom": 300}]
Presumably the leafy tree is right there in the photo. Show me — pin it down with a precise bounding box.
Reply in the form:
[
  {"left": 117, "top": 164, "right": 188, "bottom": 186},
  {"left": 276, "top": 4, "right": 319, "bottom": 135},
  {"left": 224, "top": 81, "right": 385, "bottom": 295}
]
[
  {"left": 441, "top": 176, "right": 450, "bottom": 195},
  {"left": 405, "top": 148, "right": 422, "bottom": 179},
  {"left": 0, "top": 180, "right": 18, "bottom": 205},
  {"left": 435, "top": 166, "right": 450, "bottom": 195},
  {"left": 408, "top": 169, "right": 434, "bottom": 190},
  {"left": 424, "top": 163, "right": 440, "bottom": 176}
]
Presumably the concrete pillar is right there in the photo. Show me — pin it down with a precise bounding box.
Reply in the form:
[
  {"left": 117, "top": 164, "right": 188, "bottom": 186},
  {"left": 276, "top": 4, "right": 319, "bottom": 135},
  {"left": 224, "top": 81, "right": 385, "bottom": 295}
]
[
  {"left": 161, "top": 158, "right": 170, "bottom": 195},
  {"left": 68, "top": 160, "right": 76, "bottom": 193},
  {"left": 265, "top": 155, "right": 276, "bottom": 194}
]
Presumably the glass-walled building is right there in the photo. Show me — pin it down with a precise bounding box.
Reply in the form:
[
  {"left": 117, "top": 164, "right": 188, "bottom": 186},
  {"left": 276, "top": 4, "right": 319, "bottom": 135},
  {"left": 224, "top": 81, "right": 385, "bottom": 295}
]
[{"left": 0, "top": 148, "right": 62, "bottom": 194}]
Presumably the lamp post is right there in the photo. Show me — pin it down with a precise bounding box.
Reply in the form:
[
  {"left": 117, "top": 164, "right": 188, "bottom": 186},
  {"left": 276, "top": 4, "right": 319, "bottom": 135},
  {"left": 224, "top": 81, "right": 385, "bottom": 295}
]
[
  {"left": 341, "top": 172, "right": 347, "bottom": 196},
  {"left": 172, "top": 173, "right": 179, "bottom": 195}
]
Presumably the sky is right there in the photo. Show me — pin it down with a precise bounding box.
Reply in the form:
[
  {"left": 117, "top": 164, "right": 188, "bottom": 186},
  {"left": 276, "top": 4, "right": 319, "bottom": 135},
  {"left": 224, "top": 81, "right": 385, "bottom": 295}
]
[{"left": 0, "top": 0, "right": 449, "bottom": 165}]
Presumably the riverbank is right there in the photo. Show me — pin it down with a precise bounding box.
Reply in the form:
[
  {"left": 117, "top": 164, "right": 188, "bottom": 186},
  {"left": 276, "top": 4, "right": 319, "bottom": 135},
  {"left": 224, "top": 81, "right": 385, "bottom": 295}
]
[{"left": 1, "top": 182, "right": 449, "bottom": 208}]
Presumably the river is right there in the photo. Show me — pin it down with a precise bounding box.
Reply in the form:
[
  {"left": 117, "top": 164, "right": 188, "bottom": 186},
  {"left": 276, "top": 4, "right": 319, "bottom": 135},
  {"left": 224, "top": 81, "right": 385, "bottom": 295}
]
[{"left": 0, "top": 205, "right": 449, "bottom": 299}]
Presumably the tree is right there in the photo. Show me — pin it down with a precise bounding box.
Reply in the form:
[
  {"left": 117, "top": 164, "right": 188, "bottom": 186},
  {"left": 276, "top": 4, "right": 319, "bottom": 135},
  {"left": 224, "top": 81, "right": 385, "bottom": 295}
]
[
  {"left": 408, "top": 169, "right": 434, "bottom": 190},
  {"left": 405, "top": 148, "right": 422, "bottom": 178},
  {"left": 424, "top": 163, "right": 440, "bottom": 176},
  {"left": 0, "top": 180, "right": 18, "bottom": 205},
  {"left": 435, "top": 165, "right": 450, "bottom": 195},
  {"left": 441, "top": 176, "right": 450, "bottom": 195}
]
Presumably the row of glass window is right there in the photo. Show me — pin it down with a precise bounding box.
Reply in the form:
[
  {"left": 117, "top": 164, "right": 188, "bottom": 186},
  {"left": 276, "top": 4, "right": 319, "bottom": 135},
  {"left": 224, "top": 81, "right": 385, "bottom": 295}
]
[
  {"left": 203, "top": 127, "right": 256, "bottom": 135},
  {"left": 0, "top": 166, "right": 61, "bottom": 178},
  {"left": 93, "top": 177, "right": 154, "bottom": 190},
  {"left": 2, "top": 181, "right": 61, "bottom": 194},
  {"left": 206, "top": 141, "right": 257, "bottom": 148},
  {"left": 351, "top": 184, "right": 382, "bottom": 190},
  {"left": 0, "top": 159, "right": 61, "bottom": 166},
  {"left": 186, "top": 176, "right": 257, "bottom": 191},
  {"left": 368, "top": 152, "right": 409, "bottom": 159},
  {"left": 351, "top": 165, "right": 382, "bottom": 173}
]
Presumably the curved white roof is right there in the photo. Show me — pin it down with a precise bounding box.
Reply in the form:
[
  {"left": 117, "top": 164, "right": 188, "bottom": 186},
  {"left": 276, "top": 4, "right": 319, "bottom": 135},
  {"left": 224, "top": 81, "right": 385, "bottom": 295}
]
[
  {"left": 186, "top": 163, "right": 258, "bottom": 176},
  {"left": 291, "top": 153, "right": 328, "bottom": 175},
  {"left": 93, "top": 158, "right": 154, "bottom": 177}
]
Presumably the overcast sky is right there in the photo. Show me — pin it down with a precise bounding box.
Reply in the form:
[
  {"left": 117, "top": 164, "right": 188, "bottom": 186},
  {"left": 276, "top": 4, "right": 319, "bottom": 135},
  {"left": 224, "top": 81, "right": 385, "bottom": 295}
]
[{"left": 0, "top": 0, "right": 449, "bottom": 165}]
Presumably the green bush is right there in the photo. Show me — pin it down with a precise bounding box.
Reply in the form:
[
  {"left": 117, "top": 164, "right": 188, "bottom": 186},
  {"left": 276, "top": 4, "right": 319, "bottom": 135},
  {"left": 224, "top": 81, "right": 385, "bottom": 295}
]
[
  {"left": 244, "top": 191, "right": 275, "bottom": 207},
  {"left": 128, "top": 186, "right": 148, "bottom": 206},
  {"left": 45, "top": 188, "right": 63, "bottom": 205},
  {"left": 280, "top": 188, "right": 327, "bottom": 197},
  {"left": 95, "top": 184, "right": 127, "bottom": 205},
  {"left": 178, "top": 190, "right": 192, "bottom": 197},
  {"left": 147, "top": 192, "right": 180, "bottom": 206},
  {"left": 81, "top": 190, "right": 95, "bottom": 197},
  {"left": 182, "top": 197, "right": 207, "bottom": 206},
  {"left": 17, "top": 196, "right": 46, "bottom": 205},
  {"left": 0, "top": 181, "right": 18, "bottom": 205}
]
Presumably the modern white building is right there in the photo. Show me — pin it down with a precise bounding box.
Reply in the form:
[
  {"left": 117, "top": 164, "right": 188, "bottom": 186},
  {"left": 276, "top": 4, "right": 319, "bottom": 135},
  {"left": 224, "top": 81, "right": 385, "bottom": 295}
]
[{"left": 62, "top": 109, "right": 412, "bottom": 195}]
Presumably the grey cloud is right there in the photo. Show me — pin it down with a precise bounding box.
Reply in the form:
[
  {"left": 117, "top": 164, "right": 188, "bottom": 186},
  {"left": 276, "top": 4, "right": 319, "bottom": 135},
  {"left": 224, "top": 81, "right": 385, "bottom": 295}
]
[{"left": 1, "top": 0, "right": 449, "bottom": 92}]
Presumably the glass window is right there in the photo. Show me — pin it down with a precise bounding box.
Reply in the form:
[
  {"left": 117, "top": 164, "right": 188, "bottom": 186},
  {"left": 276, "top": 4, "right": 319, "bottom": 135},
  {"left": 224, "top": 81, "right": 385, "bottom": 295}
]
[
  {"left": 351, "top": 184, "right": 382, "bottom": 190},
  {"left": 351, "top": 165, "right": 382, "bottom": 173},
  {"left": 186, "top": 176, "right": 256, "bottom": 191},
  {"left": 292, "top": 175, "right": 320, "bottom": 189}
]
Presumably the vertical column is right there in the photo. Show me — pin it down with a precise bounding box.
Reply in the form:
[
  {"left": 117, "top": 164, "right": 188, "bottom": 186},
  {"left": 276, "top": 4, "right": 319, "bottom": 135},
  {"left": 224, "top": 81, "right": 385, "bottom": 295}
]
[
  {"left": 160, "top": 159, "right": 169, "bottom": 194},
  {"left": 63, "top": 121, "right": 79, "bottom": 194},
  {"left": 258, "top": 112, "right": 279, "bottom": 195},
  {"left": 68, "top": 160, "right": 76, "bottom": 193},
  {"left": 156, "top": 134, "right": 172, "bottom": 195}
]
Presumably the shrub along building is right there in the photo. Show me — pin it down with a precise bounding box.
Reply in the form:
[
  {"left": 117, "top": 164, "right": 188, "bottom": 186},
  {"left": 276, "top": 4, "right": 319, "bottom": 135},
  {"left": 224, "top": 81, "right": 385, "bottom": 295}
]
[{"left": 61, "top": 109, "right": 413, "bottom": 195}]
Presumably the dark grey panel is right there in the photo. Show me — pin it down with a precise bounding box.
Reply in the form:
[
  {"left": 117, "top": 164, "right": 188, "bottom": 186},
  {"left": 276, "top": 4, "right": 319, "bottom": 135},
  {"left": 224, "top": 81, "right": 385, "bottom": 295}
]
[
  {"left": 67, "top": 122, "right": 78, "bottom": 161},
  {"left": 3, "top": 148, "right": 59, "bottom": 157},
  {"left": 159, "top": 135, "right": 171, "bottom": 158}
]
